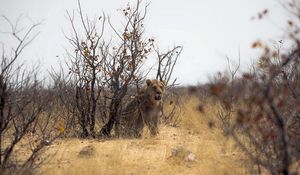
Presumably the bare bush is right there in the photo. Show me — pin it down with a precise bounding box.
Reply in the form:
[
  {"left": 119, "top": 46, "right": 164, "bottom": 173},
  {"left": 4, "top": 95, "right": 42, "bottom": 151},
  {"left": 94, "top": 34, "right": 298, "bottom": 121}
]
[
  {"left": 63, "top": 0, "right": 106, "bottom": 138},
  {"left": 154, "top": 46, "right": 183, "bottom": 126},
  {"left": 0, "top": 16, "right": 62, "bottom": 174}
]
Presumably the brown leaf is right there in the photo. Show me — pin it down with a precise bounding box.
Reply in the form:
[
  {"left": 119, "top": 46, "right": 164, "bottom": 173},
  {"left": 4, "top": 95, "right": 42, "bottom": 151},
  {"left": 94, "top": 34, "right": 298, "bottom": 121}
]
[
  {"left": 210, "top": 84, "right": 224, "bottom": 96},
  {"left": 243, "top": 73, "right": 254, "bottom": 80},
  {"left": 258, "top": 13, "right": 262, "bottom": 19}
]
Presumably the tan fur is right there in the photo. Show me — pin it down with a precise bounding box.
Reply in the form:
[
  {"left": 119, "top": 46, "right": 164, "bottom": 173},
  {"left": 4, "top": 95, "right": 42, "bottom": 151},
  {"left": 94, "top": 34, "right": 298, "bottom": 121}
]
[{"left": 115, "top": 79, "right": 166, "bottom": 138}]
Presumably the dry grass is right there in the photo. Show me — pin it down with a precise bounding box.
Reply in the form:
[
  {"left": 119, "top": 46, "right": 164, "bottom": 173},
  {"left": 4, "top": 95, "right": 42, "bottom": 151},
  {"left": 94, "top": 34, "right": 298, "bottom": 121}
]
[{"left": 31, "top": 95, "right": 249, "bottom": 175}]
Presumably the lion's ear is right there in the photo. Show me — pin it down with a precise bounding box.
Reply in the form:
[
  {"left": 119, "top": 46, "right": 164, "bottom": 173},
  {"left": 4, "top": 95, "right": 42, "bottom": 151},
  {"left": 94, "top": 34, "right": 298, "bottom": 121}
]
[{"left": 146, "top": 79, "right": 152, "bottom": 86}]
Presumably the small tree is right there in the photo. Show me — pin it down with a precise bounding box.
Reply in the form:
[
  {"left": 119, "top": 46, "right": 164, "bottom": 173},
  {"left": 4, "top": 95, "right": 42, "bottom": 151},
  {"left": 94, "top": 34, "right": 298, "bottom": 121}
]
[
  {"left": 99, "top": 0, "right": 155, "bottom": 137},
  {"left": 65, "top": 0, "right": 106, "bottom": 137}
]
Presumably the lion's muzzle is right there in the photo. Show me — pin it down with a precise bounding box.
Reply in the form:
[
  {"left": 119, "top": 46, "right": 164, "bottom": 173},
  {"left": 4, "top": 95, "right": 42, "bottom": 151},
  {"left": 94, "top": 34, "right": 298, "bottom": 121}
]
[{"left": 154, "top": 93, "right": 162, "bottom": 101}]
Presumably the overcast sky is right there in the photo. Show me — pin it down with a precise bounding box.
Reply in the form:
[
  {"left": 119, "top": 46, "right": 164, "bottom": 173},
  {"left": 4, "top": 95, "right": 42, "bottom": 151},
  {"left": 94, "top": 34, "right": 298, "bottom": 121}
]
[{"left": 0, "top": 0, "right": 288, "bottom": 85}]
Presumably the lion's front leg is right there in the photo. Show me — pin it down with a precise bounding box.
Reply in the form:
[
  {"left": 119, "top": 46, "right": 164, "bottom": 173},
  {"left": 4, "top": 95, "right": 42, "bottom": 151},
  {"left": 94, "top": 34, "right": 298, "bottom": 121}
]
[{"left": 144, "top": 113, "right": 159, "bottom": 136}]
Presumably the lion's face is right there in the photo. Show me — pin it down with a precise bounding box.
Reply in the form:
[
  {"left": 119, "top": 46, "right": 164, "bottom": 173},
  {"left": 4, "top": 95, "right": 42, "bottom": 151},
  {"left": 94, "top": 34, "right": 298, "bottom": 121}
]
[{"left": 146, "top": 79, "right": 166, "bottom": 102}]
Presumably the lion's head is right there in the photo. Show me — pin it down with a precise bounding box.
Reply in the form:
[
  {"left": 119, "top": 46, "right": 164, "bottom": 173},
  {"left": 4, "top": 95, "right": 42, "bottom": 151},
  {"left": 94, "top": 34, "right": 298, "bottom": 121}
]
[{"left": 145, "top": 79, "right": 166, "bottom": 103}]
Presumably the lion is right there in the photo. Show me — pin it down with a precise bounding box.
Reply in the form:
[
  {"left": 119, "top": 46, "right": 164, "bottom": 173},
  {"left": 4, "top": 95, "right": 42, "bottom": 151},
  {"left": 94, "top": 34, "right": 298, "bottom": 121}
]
[{"left": 115, "top": 79, "right": 166, "bottom": 138}]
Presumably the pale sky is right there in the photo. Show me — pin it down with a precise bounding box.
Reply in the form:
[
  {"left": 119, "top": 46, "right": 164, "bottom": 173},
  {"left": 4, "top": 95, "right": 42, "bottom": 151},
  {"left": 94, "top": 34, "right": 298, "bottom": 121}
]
[{"left": 0, "top": 0, "right": 288, "bottom": 85}]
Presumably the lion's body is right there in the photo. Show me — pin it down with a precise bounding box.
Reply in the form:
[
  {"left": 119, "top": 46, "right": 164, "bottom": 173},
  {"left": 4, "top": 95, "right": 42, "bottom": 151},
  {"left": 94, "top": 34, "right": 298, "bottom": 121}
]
[{"left": 115, "top": 79, "right": 166, "bottom": 138}]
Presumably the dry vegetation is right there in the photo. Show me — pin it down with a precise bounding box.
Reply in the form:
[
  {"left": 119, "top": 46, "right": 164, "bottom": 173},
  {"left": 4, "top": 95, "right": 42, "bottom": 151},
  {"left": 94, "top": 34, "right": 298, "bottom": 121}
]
[{"left": 2, "top": 0, "right": 300, "bottom": 175}]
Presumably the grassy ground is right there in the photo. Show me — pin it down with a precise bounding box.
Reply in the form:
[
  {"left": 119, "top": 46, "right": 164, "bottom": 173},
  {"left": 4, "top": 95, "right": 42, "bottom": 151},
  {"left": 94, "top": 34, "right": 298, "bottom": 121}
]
[{"left": 22, "top": 95, "right": 247, "bottom": 175}]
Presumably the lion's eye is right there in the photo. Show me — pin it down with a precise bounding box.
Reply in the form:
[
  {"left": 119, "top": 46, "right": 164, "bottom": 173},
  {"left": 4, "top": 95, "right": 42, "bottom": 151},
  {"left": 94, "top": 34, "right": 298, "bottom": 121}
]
[{"left": 160, "top": 86, "right": 163, "bottom": 89}]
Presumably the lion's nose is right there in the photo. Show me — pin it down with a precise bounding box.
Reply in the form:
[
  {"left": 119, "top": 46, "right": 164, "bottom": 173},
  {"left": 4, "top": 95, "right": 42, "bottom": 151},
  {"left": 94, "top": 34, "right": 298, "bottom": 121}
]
[{"left": 154, "top": 93, "right": 162, "bottom": 100}]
